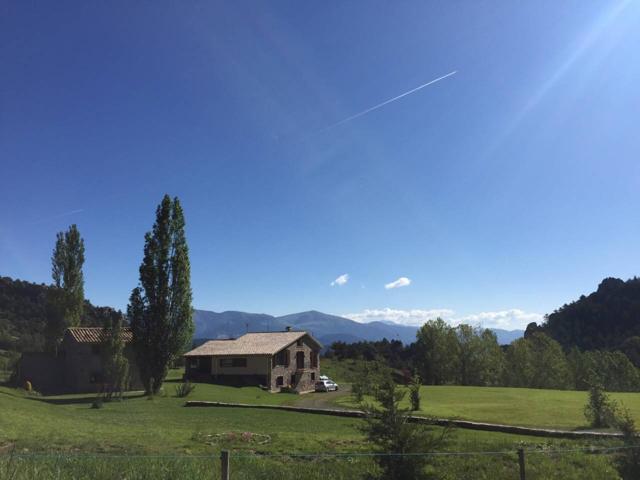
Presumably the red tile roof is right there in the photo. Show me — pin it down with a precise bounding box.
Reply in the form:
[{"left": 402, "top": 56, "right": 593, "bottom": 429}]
[{"left": 65, "top": 327, "right": 133, "bottom": 344}]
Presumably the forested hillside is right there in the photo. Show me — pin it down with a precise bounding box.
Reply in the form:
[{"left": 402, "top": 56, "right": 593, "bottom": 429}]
[
  {"left": 0, "top": 276, "right": 121, "bottom": 352},
  {"left": 537, "top": 277, "right": 640, "bottom": 351}
]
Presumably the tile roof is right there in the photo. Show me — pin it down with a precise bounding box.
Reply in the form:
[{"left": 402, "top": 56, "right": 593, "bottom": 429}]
[
  {"left": 65, "top": 327, "right": 133, "bottom": 344},
  {"left": 184, "top": 331, "right": 321, "bottom": 357}
]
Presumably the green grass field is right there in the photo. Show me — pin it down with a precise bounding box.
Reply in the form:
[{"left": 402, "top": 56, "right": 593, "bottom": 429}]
[
  {"left": 0, "top": 369, "right": 634, "bottom": 478},
  {"left": 334, "top": 384, "right": 640, "bottom": 430}
]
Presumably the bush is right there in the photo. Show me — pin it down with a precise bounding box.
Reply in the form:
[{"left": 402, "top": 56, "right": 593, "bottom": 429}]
[
  {"left": 409, "top": 373, "right": 421, "bottom": 411},
  {"left": 91, "top": 395, "right": 104, "bottom": 409},
  {"left": 175, "top": 380, "right": 196, "bottom": 398},
  {"left": 614, "top": 408, "right": 640, "bottom": 479},
  {"left": 584, "top": 382, "right": 618, "bottom": 428}
]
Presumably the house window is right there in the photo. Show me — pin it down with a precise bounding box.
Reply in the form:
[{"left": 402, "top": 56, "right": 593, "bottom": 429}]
[
  {"left": 296, "top": 339, "right": 303, "bottom": 347},
  {"left": 276, "top": 376, "right": 284, "bottom": 387},
  {"left": 275, "top": 350, "right": 289, "bottom": 366},
  {"left": 311, "top": 372, "right": 315, "bottom": 381},
  {"left": 190, "top": 359, "right": 198, "bottom": 369},
  {"left": 219, "top": 358, "right": 247, "bottom": 368},
  {"left": 311, "top": 351, "right": 318, "bottom": 368}
]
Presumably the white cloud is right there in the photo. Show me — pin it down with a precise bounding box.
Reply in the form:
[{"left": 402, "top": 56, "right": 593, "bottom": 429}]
[
  {"left": 330, "top": 273, "right": 349, "bottom": 287},
  {"left": 343, "top": 307, "right": 543, "bottom": 330},
  {"left": 344, "top": 308, "right": 454, "bottom": 326},
  {"left": 453, "top": 309, "right": 543, "bottom": 330},
  {"left": 384, "top": 277, "right": 411, "bottom": 290}
]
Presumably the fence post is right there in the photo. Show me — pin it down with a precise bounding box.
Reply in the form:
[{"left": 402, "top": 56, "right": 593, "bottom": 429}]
[
  {"left": 221, "top": 449, "right": 230, "bottom": 480},
  {"left": 517, "top": 447, "right": 525, "bottom": 480}
]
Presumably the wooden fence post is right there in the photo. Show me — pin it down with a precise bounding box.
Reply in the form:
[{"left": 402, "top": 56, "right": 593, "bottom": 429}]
[
  {"left": 517, "top": 447, "right": 525, "bottom": 480},
  {"left": 221, "top": 449, "right": 230, "bottom": 480}
]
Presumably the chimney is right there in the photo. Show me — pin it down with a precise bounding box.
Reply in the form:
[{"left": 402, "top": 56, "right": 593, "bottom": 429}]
[{"left": 285, "top": 326, "right": 292, "bottom": 332}]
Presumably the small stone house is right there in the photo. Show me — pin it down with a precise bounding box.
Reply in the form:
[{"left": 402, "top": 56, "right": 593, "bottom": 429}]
[
  {"left": 18, "top": 327, "right": 142, "bottom": 394},
  {"left": 184, "top": 330, "right": 322, "bottom": 393}
]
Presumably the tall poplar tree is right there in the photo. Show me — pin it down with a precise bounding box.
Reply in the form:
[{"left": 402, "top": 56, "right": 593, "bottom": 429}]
[
  {"left": 128, "top": 195, "right": 193, "bottom": 394},
  {"left": 46, "top": 224, "right": 85, "bottom": 350}
]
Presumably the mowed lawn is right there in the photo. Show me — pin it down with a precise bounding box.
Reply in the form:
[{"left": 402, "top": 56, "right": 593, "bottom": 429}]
[{"left": 335, "top": 385, "right": 640, "bottom": 430}]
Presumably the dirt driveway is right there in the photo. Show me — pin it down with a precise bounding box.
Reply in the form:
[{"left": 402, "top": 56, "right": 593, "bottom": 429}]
[{"left": 294, "top": 384, "right": 352, "bottom": 409}]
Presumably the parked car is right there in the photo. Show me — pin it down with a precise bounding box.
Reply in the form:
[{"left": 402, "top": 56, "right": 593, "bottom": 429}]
[
  {"left": 319, "top": 375, "right": 329, "bottom": 381},
  {"left": 315, "top": 379, "right": 339, "bottom": 392}
]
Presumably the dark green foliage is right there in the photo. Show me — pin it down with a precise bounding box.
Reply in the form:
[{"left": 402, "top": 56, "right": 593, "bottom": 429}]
[
  {"left": 174, "top": 380, "right": 196, "bottom": 398},
  {"left": 541, "top": 277, "right": 640, "bottom": 351},
  {"left": 351, "top": 360, "right": 393, "bottom": 404},
  {"left": 614, "top": 408, "right": 640, "bottom": 479},
  {"left": 361, "top": 373, "right": 447, "bottom": 480},
  {"left": 101, "top": 314, "right": 129, "bottom": 400},
  {"left": 128, "top": 195, "right": 194, "bottom": 395},
  {"left": 415, "top": 318, "right": 460, "bottom": 385},
  {"left": 0, "top": 276, "right": 121, "bottom": 353},
  {"left": 503, "top": 333, "right": 570, "bottom": 389},
  {"left": 46, "top": 225, "right": 85, "bottom": 350},
  {"left": 584, "top": 383, "right": 618, "bottom": 428},
  {"left": 409, "top": 372, "right": 421, "bottom": 411}
]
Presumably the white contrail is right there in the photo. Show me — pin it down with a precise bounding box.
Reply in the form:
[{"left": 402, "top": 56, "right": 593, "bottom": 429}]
[
  {"left": 320, "top": 70, "right": 457, "bottom": 132},
  {"left": 29, "top": 208, "right": 85, "bottom": 225}
]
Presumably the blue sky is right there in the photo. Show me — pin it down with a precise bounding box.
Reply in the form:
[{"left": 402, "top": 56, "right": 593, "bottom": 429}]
[{"left": 2, "top": 1, "right": 639, "bottom": 329}]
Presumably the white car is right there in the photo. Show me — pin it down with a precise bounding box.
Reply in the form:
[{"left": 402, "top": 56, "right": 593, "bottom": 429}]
[{"left": 315, "top": 379, "right": 339, "bottom": 392}]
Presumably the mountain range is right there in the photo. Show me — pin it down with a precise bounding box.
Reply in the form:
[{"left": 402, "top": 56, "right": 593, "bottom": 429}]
[{"left": 193, "top": 309, "right": 524, "bottom": 347}]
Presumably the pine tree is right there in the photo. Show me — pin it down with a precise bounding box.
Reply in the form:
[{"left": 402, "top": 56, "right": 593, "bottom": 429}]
[
  {"left": 128, "top": 195, "right": 193, "bottom": 394},
  {"left": 46, "top": 224, "right": 85, "bottom": 350}
]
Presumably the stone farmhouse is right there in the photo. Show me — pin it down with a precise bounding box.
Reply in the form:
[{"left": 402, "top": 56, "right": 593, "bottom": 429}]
[
  {"left": 18, "top": 327, "right": 142, "bottom": 394},
  {"left": 184, "top": 329, "right": 322, "bottom": 393}
]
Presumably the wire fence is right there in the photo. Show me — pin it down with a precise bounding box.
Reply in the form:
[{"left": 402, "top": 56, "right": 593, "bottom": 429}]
[{"left": 1, "top": 444, "right": 638, "bottom": 480}]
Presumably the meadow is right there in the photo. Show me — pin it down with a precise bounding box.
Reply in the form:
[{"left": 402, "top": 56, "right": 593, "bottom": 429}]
[{"left": 0, "top": 370, "right": 631, "bottom": 479}]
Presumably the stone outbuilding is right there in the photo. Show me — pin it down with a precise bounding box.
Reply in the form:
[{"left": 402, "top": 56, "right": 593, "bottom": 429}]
[
  {"left": 184, "top": 330, "right": 322, "bottom": 393},
  {"left": 18, "top": 327, "right": 142, "bottom": 394}
]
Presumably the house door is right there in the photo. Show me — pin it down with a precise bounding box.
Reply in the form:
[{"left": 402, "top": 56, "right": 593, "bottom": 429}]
[{"left": 296, "top": 351, "right": 305, "bottom": 369}]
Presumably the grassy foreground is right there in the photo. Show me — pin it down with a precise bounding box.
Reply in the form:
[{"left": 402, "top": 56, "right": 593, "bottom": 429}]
[{"left": 0, "top": 377, "right": 628, "bottom": 479}]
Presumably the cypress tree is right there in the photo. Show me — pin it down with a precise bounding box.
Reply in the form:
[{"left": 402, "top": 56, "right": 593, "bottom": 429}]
[
  {"left": 46, "top": 224, "right": 85, "bottom": 350},
  {"left": 128, "top": 195, "right": 193, "bottom": 394}
]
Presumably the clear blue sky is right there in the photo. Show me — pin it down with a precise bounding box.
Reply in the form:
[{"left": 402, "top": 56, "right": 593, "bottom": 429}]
[{"left": 2, "top": 1, "right": 639, "bottom": 329}]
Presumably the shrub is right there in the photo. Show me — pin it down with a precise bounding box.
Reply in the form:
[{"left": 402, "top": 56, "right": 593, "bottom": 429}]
[
  {"left": 91, "top": 395, "right": 104, "bottom": 409},
  {"left": 175, "top": 380, "right": 196, "bottom": 398},
  {"left": 584, "top": 382, "right": 618, "bottom": 428},
  {"left": 614, "top": 407, "right": 640, "bottom": 479},
  {"left": 409, "top": 373, "right": 421, "bottom": 411}
]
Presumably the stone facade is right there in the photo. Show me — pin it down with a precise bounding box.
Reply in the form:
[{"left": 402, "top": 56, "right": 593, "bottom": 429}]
[{"left": 268, "top": 336, "right": 320, "bottom": 393}]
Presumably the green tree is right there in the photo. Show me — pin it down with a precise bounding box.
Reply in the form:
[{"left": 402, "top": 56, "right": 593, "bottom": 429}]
[
  {"left": 477, "top": 329, "right": 505, "bottom": 386},
  {"left": 46, "top": 225, "right": 85, "bottom": 351},
  {"left": 584, "top": 382, "right": 618, "bottom": 428},
  {"left": 361, "top": 374, "right": 447, "bottom": 480},
  {"left": 101, "top": 312, "right": 129, "bottom": 400},
  {"left": 415, "top": 318, "right": 459, "bottom": 385},
  {"left": 504, "top": 333, "right": 569, "bottom": 389},
  {"left": 128, "top": 195, "right": 194, "bottom": 395}
]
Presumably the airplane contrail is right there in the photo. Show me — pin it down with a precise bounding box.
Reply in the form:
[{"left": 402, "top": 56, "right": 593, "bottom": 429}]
[
  {"left": 29, "top": 208, "right": 85, "bottom": 225},
  {"left": 319, "top": 70, "right": 457, "bottom": 132}
]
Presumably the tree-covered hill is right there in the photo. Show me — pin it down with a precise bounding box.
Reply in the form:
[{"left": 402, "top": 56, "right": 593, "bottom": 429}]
[
  {"left": 0, "top": 276, "right": 121, "bottom": 352},
  {"left": 537, "top": 277, "right": 640, "bottom": 351}
]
